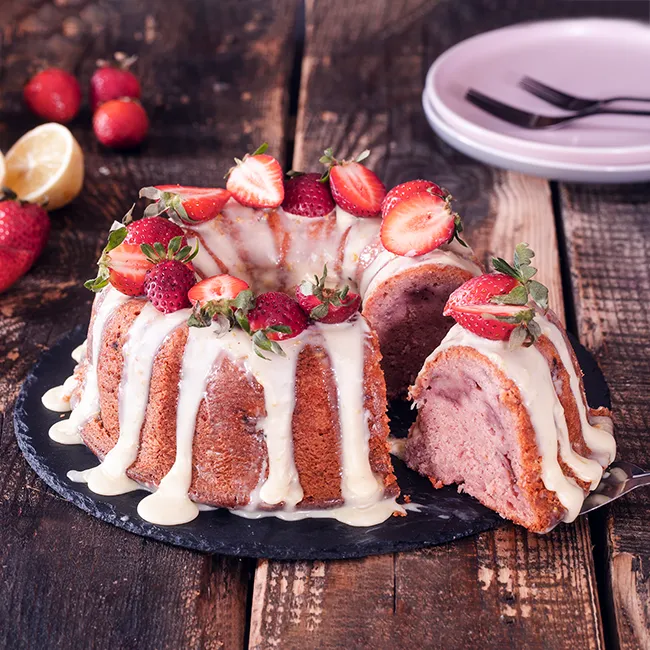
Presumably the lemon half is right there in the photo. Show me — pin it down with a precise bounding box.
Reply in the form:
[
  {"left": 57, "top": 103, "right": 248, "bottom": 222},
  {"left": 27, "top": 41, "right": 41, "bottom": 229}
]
[{"left": 4, "top": 123, "right": 84, "bottom": 211}]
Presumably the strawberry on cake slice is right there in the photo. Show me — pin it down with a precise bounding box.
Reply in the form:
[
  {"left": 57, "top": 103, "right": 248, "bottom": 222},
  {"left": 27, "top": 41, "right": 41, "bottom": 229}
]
[{"left": 405, "top": 243, "right": 616, "bottom": 532}]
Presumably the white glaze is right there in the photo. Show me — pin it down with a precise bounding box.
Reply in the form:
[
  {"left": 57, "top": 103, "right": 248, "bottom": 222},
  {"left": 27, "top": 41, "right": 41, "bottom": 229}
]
[
  {"left": 536, "top": 317, "right": 616, "bottom": 469},
  {"left": 76, "top": 304, "right": 189, "bottom": 497},
  {"left": 315, "top": 317, "right": 385, "bottom": 505},
  {"left": 422, "top": 318, "right": 614, "bottom": 523},
  {"left": 48, "top": 288, "right": 129, "bottom": 444},
  {"left": 71, "top": 341, "right": 87, "bottom": 363},
  {"left": 137, "top": 323, "right": 226, "bottom": 525},
  {"left": 186, "top": 203, "right": 480, "bottom": 297}
]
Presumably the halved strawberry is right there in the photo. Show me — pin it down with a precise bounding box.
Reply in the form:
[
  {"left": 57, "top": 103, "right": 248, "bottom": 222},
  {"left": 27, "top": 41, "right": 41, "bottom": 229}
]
[
  {"left": 140, "top": 185, "right": 231, "bottom": 223},
  {"left": 188, "top": 274, "right": 250, "bottom": 306},
  {"left": 320, "top": 148, "right": 385, "bottom": 218},
  {"left": 380, "top": 189, "right": 462, "bottom": 256},
  {"left": 85, "top": 212, "right": 186, "bottom": 296},
  {"left": 444, "top": 244, "right": 550, "bottom": 347},
  {"left": 105, "top": 241, "right": 153, "bottom": 295},
  {"left": 296, "top": 266, "right": 361, "bottom": 324},
  {"left": 381, "top": 179, "right": 447, "bottom": 217},
  {"left": 282, "top": 172, "right": 335, "bottom": 217},
  {"left": 226, "top": 143, "right": 284, "bottom": 208}
]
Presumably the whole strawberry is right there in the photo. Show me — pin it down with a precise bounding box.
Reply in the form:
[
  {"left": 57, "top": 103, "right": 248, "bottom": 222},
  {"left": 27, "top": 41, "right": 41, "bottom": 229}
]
[
  {"left": 144, "top": 259, "right": 196, "bottom": 313},
  {"left": 85, "top": 212, "right": 185, "bottom": 296},
  {"left": 246, "top": 291, "right": 308, "bottom": 341},
  {"left": 0, "top": 246, "right": 34, "bottom": 293},
  {"left": 381, "top": 179, "right": 447, "bottom": 217},
  {"left": 90, "top": 53, "right": 141, "bottom": 111},
  {"left": 93, "top": 98, "right": 149, "bottom": 149},
  {"left": 320, "top": 148, "right": 386, "bottom": 218},
  {"left": 282, "top": 172, "right": 335, "bottom": 217},
  {"left": 0, "top": 189, "right": 50, "bottom": 259},
  {"left": 296, "top": 266, "right": 361, "bottom": 323},
  {"left": 141, "top": 236, "right": 198, "bottom": 313},
  {"left": 24, "top": 68, "right": 81, "bottom": 123},
  {"left": 444, "top": 243, "right": 549, "bottom": 347}
]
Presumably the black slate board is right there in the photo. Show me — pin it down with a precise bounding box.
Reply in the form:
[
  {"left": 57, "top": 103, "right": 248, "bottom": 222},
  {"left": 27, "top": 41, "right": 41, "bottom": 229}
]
[{"left": 13, "top": 325, "right": 610, "bottom": 560}]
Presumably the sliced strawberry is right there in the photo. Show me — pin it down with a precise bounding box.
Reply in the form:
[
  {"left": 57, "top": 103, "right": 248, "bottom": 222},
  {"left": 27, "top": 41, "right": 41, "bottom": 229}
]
[
  {"left": 444, "top": 247, "right": 550, "bottom": 347},
  {"left": 296, "top": 266, "right": 361, "bottom": 324},
  {"left": 282, "top": 173, "right": 335, "bottom": 218},
  {"left": 226, "top": 143, "right": 284, "bottom": 208},
  {"left": 188, "top": 274, "right": 250, "bottom": 306},
  {"left": 106, "top": 242, "right": 153, "bottom": 296},
  {"left": 140, "top": 185, "right": 232, "bottom": 223},
  {"left": 381, "top": 180, "right": 447, "bottom": 217},
  {"left": 380, "top": 190, "right": 457, "bottom": 257},
  {"left": 0, "top": 245, "right": 34, "bottom": 293},
  {"left": 246, "top": 291, "right": 308, "bottom": 341},
  {"left": 320, "top": 149, "right": 386, "bottom": 218}
]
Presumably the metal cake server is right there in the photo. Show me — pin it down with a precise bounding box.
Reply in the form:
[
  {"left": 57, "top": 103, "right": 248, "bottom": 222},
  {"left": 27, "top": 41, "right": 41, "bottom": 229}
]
[{"left": 580, "top": 461, "right": 650, "bottom": 515}]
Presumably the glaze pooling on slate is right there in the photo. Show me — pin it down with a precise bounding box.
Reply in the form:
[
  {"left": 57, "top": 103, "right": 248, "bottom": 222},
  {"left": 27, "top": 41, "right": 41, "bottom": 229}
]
[{"left": 13, "top": 326, "right": 610, "bottom": 560}]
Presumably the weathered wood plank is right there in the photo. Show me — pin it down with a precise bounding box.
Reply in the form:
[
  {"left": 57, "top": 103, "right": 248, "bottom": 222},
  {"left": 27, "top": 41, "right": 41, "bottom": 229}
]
[
  {"left": 248, "top": 1, "right": 604, "bottom": 648},
  {"left": 0, "top": 1, "right": 297, "bottom": 648},
  {"left": 560, "top": 182, "right": 650, "bottom": 650}
]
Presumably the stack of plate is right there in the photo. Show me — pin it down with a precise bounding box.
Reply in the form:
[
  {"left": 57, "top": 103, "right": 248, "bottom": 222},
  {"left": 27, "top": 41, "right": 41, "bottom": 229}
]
[{"left": 422, "top": 18, "right": 650, "bottom": 183}]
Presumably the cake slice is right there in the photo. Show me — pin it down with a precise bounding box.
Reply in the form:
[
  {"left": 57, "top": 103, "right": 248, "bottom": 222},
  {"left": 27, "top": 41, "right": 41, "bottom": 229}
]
[{"left": 405, "top": 244, "right": 616, "bottom": 532}]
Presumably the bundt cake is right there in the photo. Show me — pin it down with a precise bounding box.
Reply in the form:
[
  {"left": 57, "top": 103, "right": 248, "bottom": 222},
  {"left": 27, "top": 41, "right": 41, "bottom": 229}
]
[
  {"left": 41, "top": 147, "right": 480, "bottom": 526},
  {"left": 404, "top": 245, "right": 616, "bottom": 532}
]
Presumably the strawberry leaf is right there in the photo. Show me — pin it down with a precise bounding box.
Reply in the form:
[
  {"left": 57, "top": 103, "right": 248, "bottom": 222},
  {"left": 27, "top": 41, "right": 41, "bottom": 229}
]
[
  {"left": 514, "top": 242, "right": 534, "bottom": 269},
  {"left": 490, "top": 284, "right": 528, "bottom": 306},
  {"left": 508, "top": 324, "right": 529, "bottom": 350},
  {"left": 528, "top": 280, "right": 549, "bottom": 310},
  {"left": 491, "top": 257, "right": 521, "bottom": 281},
  {"left": 84, "top": 226, "right": 128, "bottom": 292},
  {"left": 310, "top": 303, "right": 329, "bottom": 320},
  {"left": 252, "top": 142, "right": 269, "bottom": 156}
]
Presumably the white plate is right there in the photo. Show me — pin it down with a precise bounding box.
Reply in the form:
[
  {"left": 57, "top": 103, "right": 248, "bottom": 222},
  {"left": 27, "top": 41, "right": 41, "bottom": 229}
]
[
  {"left": 423, "top": 92, "right": 650, "bottom": 183},
  {"left": 424, "top": 18, "right": 650, "bottom": 168}
]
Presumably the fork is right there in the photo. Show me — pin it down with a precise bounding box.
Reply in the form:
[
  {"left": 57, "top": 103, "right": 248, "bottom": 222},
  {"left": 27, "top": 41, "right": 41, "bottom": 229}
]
[
  {"left": 519, "top": 76, "right": 650, "bottom": 112},
  {"left": 580, "top": 460, "right": 650, "bottom": 515},
  {"left": 465, "top": 88, "right": 650, "bottom": 129}
]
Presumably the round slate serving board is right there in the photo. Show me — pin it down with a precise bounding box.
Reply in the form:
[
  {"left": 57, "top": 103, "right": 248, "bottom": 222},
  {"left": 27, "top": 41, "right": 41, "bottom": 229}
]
[{"left": 13, "top": 325, "right": 610, "bottom": 560}]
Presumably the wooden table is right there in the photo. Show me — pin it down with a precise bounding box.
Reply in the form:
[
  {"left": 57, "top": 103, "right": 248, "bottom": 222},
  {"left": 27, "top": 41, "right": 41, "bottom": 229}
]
[{"left": 1, "top": 1, "right": 648, "bottom": 648}]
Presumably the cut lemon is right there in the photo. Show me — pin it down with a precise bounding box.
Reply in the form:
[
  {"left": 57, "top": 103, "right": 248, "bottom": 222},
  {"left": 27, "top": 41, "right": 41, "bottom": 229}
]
[{"left": 3, "top": 123, "right": 84, "bottom": 211}]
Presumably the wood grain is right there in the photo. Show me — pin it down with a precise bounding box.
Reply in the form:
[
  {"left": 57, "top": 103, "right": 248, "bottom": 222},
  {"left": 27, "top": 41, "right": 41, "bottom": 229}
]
[
  {"left": 248, "top": 1, "right": 603, "bottom": 648},
  {"left": 560, "top": 182, "right": 650, "bottom": 650},
  {"left": 0, "top": 1, "right": 297, "bottom": 648}
]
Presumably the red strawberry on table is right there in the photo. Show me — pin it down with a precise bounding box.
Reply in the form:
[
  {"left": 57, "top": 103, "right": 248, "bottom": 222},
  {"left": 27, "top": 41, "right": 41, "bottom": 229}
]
[
  {"left": 380, "top": 187, "right": 464, "bottom": 257},
  {"left": 296, "top": 266, "right": 361, "bottom": 324},
  {"left": 188, "top": 274, "right": 250, "bottom": 307},
  {"left": 444, "top": 243, "right": 549, "bottom": 347},
  {"left": 140, "top": 185, "right": 231, "bottom": 223},
  {"left": 381, "top": 179, "right": 447, "bottom": 217},
  {"left": 24, "top": 68, "right": 81, "bottom": 123},
  {"left": 320, "top": 148, "right": 386, "bottom": 218},
  {"left": 93, "top": 98, "right": 149, "bottom": 149},
  {"left": 90, "top": 53, "right": 141, "bottom": 111},
  {"left": 282, "top": 172, "right": 335, "bottom": 217},
  {"left": 0, "top": 189, "right": 50, "bottom": 259},
  {"left": 85, "top": 213, "right": 186, "bottom": 296},
  {"left": 0, "top": 246, "right": 34, "bottom": 293},
  {"left": 226, "top": 143, "right": 284, "bottom": 208}
]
